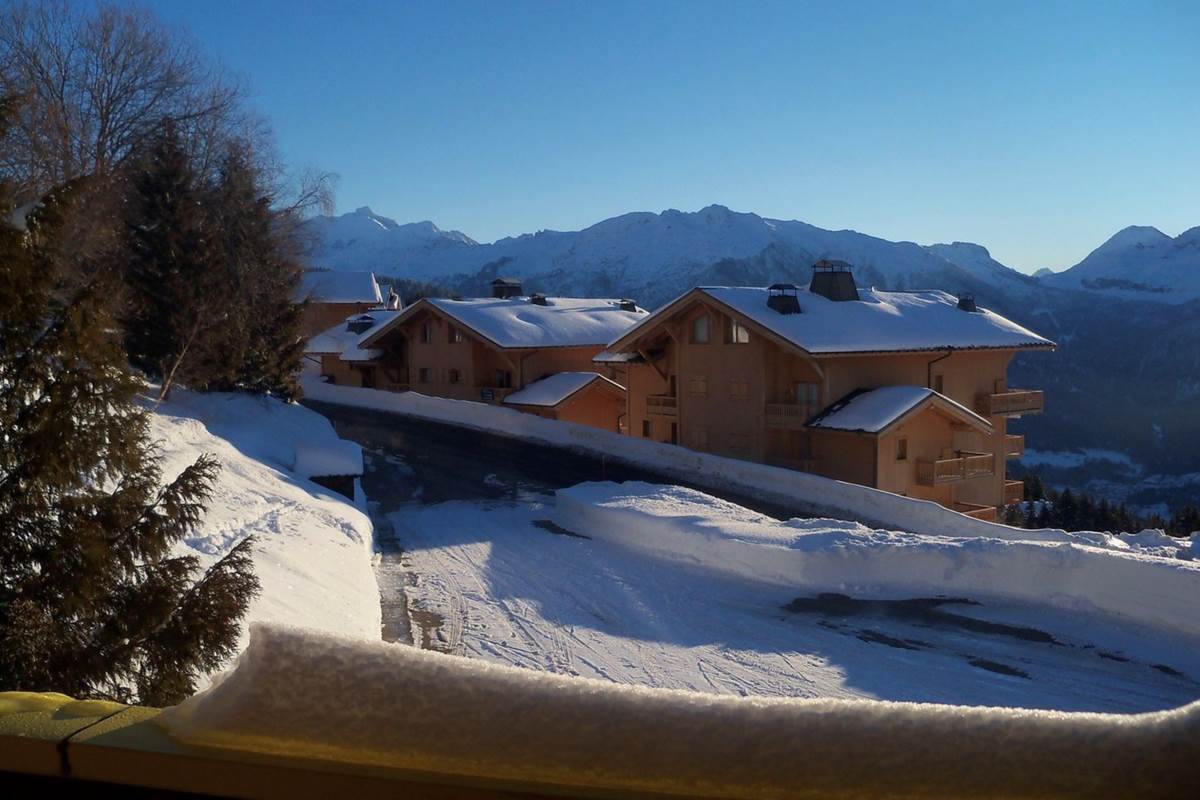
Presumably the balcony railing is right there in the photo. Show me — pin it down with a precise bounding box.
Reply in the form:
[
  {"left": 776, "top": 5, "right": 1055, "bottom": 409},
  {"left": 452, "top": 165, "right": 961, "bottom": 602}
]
[
  {"left": 953, "top": 501, "right": 998, "bottom": 522},
  {"left": 765, "top": 403, "right": 812, "bottom": 429},
  {"left": 1005, "top": 434, "right": 1025, "bottom": 459},
  {"left": 916, "top": 451, "right": 995, "bottom": 486},
  {"left": 646, "top": 394, "right": 679, "bottom": 418},
  {"left": 480, "top": 386, "right": 517, "bottom": 403},
  {"left": 1004, "top": 479, "right": 1025, "bottom": 505},
  {"left": 978, "top": 389, "right": 1044, "bottom": 417}
]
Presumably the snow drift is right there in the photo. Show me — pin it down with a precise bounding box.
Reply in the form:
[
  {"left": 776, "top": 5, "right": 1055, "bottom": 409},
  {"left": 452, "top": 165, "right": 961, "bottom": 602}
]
[
  {"left": 149, "top": 389, "right": 381, "bottom": 672},
  {"left": 555, "top": 483, "right": 1200, "bottom": 638},
  {"left": 159, "top": 624, "right": 1199, "bottom": 799}
]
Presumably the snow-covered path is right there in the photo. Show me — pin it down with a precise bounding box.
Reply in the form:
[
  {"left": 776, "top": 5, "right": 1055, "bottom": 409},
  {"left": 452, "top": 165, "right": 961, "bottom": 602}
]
[{"left": 391, "top": 497, "right": 1200, "bottom": 713}]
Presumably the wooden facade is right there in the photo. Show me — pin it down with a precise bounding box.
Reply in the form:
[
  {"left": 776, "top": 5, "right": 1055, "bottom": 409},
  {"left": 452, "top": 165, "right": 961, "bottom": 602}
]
[
  {"left": 603, "top": 289, "right": 1052, "bottom": 517},
  {"left": 350, "top": 301, "right": 627, "bottom": 431}
]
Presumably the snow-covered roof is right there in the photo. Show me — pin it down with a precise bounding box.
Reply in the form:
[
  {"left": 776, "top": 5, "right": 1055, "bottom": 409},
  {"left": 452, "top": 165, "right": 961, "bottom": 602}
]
[
  {"left": 610, "top": 286, "right": 1054, "bottom": 355},
  {"left": 306, "top": 309, "right": 403, "bottom": 358},
  {"left": 808, "top": 386, "right": 992, "bottom": 434},
  {"left": 300, "top": 271, "right": 382, "bottom": 304},
  {"left": 593, "top": 350, "right": 645, "bottom": 364},
  {"left": 503, "top": 372, "right": 625, "bottom": 408},
  {"left": 293, "top": 439, "right": 363, "bottom": 478},
  {"left": 362, "top": 296, "right": 649, "bottom": 350}
]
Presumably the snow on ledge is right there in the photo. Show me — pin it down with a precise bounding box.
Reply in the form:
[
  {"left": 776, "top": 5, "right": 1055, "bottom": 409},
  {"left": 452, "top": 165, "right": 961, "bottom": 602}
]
[
  {"left": 159, "top": 624, "right": 1199, "bottom": 799},
  {"left": 300, "top": 377, "right": 1190, "bottom": 556},
  {"left": 555, "top": 482, "right": 1200, "bottom": 638}
]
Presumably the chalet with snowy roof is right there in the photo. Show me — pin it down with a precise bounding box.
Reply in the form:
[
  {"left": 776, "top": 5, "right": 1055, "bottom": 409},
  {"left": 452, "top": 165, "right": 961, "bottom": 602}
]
[
  {"left": 597, "top": 261, "right": 1055, "bottom": 519},
  {"left": 503, "top": 372, "right": 627, "bottom": 431},
  {"left": 305, "top": 309, "right": 403, "bottom": 386},
  {"left": 298, "top": 270, "right": 387, "bottom": 337},
  {"left": 349, "top": 280, "right": 647, "bottom": 430}
]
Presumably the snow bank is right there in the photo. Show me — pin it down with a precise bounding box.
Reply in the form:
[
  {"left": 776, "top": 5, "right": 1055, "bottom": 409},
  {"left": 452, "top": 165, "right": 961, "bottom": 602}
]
[
  {"left": 148, "top": 390, "right": 380, "bottom": 681},
  {"left": 555, "top": 483, "right": 1200, "bottom": 638},
  {"left": 159, "top": 624, "right": 1199, "bottom": 799},
  {"left": 300, "top": 377, "right": 1182, "bottom": 554}
]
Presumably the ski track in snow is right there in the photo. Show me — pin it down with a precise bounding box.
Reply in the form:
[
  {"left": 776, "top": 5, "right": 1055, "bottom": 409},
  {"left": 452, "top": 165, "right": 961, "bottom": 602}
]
[{"left": 388, "top": 499, "right": 1200, "bottom": 712}]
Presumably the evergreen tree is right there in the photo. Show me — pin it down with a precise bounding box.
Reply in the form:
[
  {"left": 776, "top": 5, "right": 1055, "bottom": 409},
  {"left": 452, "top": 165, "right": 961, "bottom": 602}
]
[
  {"left": 120, "top": 121, "right": 236, "bottom": 400},
  {"left": 1169, "top": 506, "right": 1200, "bottom": 537},
  {"left": 206, "top": 145, "right": 306, "bottom": 400},
  {"left": 1023, "top": 472, "right": 1046, "bottom": 502},
  {"left": 0, "top": 160, "right": 259, "bottom": 704}
]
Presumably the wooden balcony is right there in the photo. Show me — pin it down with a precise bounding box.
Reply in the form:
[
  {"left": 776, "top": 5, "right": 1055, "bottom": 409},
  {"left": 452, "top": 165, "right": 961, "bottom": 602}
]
[
  {"left": 646, "top": 394, "right": 679, "bottom": 418},
  {"left": 1005, "top": 434, "right": 1025, "bottom": 459},
  {"left": 765, "top": 403, "right": 812, "bottom": 429},
  {"left": 978, "top": 389, "right": 1044, "bottom": 417},
  {"left": 953, "top": 502, "right": 998, "bottom": 522},
  {"left": 1004, "top": 479, "right": 1024, "bottom": 505},
  {"left": 916, "top": 451, "right": 995, "bottom": 486}
]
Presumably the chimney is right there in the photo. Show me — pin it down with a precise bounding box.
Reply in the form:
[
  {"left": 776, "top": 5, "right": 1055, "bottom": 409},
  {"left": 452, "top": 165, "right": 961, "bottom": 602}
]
[
  {"left": 766, "top": 283, "right": 802, "bottom": 315},
  {"left": 618, "top": 298, "right": 638, "bottom": 312},
  {"left": 386, "top": 287, "right": 401, "bottom": 310},
  {"left": 809, "top": 260, "right": 859, "bottom": 301},
  {"left": 530, "top": 293, "right": 549, "bottom": 306},
  {"left": 346, "top": 315, "right": 374, "bottom": 335},
  {"left": 491, "top": 277, "right": 522, "bottom": 298},
  {"left": 957, "top": 293, "right": 978, "bottom": 312}
]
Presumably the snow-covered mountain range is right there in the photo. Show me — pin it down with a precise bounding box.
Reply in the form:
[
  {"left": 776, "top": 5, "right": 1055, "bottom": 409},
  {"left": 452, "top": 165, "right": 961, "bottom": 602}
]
[
  {"left": 301, "top": 205, "right": 1200, "bottom": 502},
  {"left": 1039, "top": 225, "right": 1200, "bottom": 304},
  {"left": 302, "top": 204, "right": 1198, "bottom": 307},
  {"left": 303, "top": 204, "right": 1041, "bottom": 306}
]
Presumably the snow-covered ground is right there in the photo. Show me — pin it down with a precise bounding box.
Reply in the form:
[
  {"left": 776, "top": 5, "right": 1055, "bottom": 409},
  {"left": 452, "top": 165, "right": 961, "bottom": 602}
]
[
  {"left": 388, "top": 484, "right": 1200, "bottom": 712},
  {"left": 148, "top": 389, "right": 380, "bottom": 683}
]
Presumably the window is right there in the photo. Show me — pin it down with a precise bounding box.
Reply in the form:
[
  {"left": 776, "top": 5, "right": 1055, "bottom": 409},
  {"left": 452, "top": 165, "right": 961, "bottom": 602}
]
[
  {"left": 449, "top": 326, "right": 463, "bottom": 343},
  {"left": 418, "top": 367, "right": 431, "bottom": 383},
  {"left": 448, "top": 368, "right": 461, "bottom": 384},
  {"left": 642, "top": 420, "right": 651, "bottom": 438},
  {"left": 729, "top": 379, "right": 749, "bottom": 400},
  {"left": 687, "top": 376, "right": 708, "bottom": 397},
  {"left": 728, "top": 318, "right": 750, "bottom": 344},
  {"left": 796, "top": 381, "right": 819, "bottom": 406},
  {"left": 419, "top": 321, "right": 432, "bottom": 343},
  {"left": 495, "top": 370, "right": 512, "bottom": 388},
  {"left": 896, "top": 437, "right": 908, "bottom": 461},
  {"left": 933, "top": 374, "right": 944, "bottom": 394},
  {"left": 691, "top": 315, "right": 710, "bottom": 344},
  {"left": 728, "top": 432, "right": 750, "bottom": 452}
]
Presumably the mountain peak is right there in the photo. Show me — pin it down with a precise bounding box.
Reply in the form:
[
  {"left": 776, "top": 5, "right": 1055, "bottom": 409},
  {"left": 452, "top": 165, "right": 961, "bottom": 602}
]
[{"left": 1098, "top": 225, "right": 1171, "bottom": 252}]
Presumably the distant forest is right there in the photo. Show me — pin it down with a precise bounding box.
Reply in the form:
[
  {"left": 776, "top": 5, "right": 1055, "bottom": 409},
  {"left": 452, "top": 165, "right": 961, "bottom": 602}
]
[{"left": 1009, "top": 473, "right": 1199, "bottom": 537}]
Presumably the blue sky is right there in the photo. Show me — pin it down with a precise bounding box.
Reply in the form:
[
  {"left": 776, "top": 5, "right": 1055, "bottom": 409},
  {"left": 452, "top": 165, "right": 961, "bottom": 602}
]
[{"left": 143, "top": 0, "right": 1197, "bottom": 272}]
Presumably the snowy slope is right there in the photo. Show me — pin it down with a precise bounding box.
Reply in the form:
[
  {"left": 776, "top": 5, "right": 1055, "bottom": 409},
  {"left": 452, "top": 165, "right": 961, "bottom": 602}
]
[
  {"left": 147, "top": 389, "right": 380, "bottom": 683},
  {"left": 1041, "top": 225, "right": 1200, "bottom": 303}
]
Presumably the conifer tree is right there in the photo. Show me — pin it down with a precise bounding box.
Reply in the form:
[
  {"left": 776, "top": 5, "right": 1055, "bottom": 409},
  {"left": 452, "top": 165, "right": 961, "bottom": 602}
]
[
  {"left": 207, "top": 144, "right": 306, "bottom": 400},
  {"left": 120, "top": 121, "right": 236, "bottom": 400},
  {"left": 0, "top": 130, "right": 259, "bottom": 704}
]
